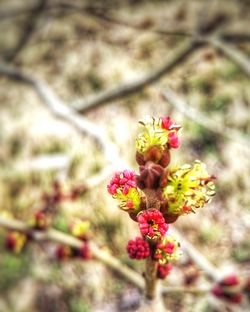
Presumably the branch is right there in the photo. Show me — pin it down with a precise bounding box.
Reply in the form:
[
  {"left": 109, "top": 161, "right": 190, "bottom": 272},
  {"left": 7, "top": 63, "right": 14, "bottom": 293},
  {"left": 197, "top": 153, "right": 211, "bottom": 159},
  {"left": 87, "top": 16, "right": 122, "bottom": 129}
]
[
  {"left": 72, "top": 40, "right": 200, "bottom": 113},
  {"left": 162, "top": 88, "right": 250, "bottom": 149},
  {"left": 171, "top": 227, "right": 222, "bottom": 281},
  {"left": 207, "top": 37, "right": 250, "bottom": 78},
  {"left": 0, "top": 216, "right": 144, "bottom": 289},
  {"left": 1, "top": 4, "right": 250, "bottom": 43},
  {"left": 4, "top": 0, "right": 47, "bottom": 62},
  {"left": 0, "top": 216, "right": 212, "bottom": 297},
  {"left": 0, "top": 63, "right": 122, "bottom": 167}
]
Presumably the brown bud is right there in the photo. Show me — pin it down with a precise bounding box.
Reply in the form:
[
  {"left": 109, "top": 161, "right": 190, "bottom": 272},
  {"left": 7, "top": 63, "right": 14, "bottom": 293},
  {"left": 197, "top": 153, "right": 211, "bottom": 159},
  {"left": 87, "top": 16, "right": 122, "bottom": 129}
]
[
  {"left": 128, "top": 211, "right": 139, "bottom": 222},
  {"left": 136, "top": 146, "right": 170, "bottom": 168},
  {"left": 163, "top": 213, "right": 179, "bottom": 224},
  {"left": 136, "top": 162, "right": 164, "bottom": 189},
  {"left": 144, "top": 146, "right": 162, "bottom": 163},
  {"left": 159, "top": 149, "right": 170, "bottom": 167},
  {"left": 136, "top": 151, "right": 146, "bottom": 166}
]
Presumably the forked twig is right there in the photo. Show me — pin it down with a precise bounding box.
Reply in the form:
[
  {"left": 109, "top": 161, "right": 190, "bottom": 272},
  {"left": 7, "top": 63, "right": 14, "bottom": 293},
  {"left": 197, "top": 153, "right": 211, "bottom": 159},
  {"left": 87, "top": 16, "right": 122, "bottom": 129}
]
[
  {"left": 0, "top": 63, "right": 121, "bottom": 167},
  {"left": 162, "top": 88, "right": 250, "bottom": 149}
]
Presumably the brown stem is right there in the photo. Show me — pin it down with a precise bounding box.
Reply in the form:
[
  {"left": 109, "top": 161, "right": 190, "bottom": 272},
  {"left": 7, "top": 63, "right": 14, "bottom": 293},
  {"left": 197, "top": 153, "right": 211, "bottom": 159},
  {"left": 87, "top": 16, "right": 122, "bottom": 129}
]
[{"left": 145, "top": 257, "right": 158, "bottom": 300}]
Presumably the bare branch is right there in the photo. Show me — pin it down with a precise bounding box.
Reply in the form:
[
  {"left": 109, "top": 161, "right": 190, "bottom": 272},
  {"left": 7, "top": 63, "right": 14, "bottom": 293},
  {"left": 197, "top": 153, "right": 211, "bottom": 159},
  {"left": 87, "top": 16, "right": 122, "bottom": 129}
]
[
  {"left": 4, "top": 0, "right": 47, "bottom": 62},
  {"left": 207, "top": 37, "right": 250, "bottom": 78},
  {"left": 0, "top": 216, "right": 144, "bottom": 289},
  {"left": 72, "top": 40, "right": 200, "bottom": 113},
  {"left": 162, "top": 87, "right": 250, "bottom": 149},
  {"left": 1, "top": 3, "right": 249, "bottom": 43},
  {"left": 171, "top": 227, "right": 222, "bottom": 281},
  {"left": 0, "top": 63, "right": 121, "bottom": 166},
  {"left": 0, "top": 216, "right": 211, "bottom": 296}
]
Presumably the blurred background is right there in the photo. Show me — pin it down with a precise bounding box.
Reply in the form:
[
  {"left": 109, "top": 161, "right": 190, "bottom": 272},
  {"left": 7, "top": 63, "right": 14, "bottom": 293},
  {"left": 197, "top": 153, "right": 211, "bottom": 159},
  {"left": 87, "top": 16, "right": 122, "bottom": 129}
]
[{"left": 0, "top": 0, "right": 249, "bottom": 311}]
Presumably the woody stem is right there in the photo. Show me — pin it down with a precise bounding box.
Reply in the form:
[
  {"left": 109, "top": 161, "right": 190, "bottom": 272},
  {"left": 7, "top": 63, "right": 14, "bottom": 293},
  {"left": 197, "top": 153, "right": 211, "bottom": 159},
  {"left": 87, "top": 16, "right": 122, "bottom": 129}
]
[{"left": 145, "top": 255, "right": 158, "bottom": 300}]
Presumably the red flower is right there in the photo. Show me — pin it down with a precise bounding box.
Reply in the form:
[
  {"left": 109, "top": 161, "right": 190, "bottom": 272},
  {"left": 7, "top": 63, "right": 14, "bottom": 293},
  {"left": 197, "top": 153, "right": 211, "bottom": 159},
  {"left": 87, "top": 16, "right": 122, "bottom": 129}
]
[
  {"left": 212, "top": 285, "right": 243, "bottom": 304},
  {"left": 56, "top": 245, "right": 73, "bottom": 260},
  {"left": 157, "top": 263, "right": 172, "bottom": 279},
  {"left": 127, "top": 237, "right": 150, "bottom": 259},
  {"left": 220, "top": 274, "right": 239, "bottom": 287},
  {"left": 138, "top": 209, "right": 168, "bottom": 238},
  {"left": 160, "top": 116, "right": 173, "bottom": 130},
  {"left": 77, "top": 242, "right": 92, "bottom": 260},
  {"left": 168, "top": 131, "right": 179, "bottom": 149},
  {"left": 212, "top": 274, "right": 243, "bottom": 304},
  {"left": 107, "top": 170, "right": 136, "bottom": 196}
]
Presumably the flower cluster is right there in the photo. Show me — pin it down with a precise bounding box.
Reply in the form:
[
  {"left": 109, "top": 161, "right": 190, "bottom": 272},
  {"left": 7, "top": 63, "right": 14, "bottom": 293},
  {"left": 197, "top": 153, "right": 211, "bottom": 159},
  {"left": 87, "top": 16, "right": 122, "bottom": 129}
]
[
  {"left": 163, "top": 160, "right": 216, "bottom": 216},
  {"left": 157, "top": 263, "right": 172, "bottom": 279},
  {"left": 138, "top": 209, "right": 168, "bottom": 239},
  {"left": 107, "top": 170, "right": 142, "bottom": 212},
  {"left": 107, "top": 115, "right": 216, "bottom": 281},
  {"left": 69, "top": 219, "right": 90, "bottom": 241},
  {"left": 29, "top": 210, "right": 49, "bottom": 230},
  {"left": 127, "top": 237, "right": 150, "bottom": 259},
  {"left": 56, "top": 242, "right": 92, "bottom": 261},
  {"left": 55, "top": 218, "right": 92, "bottom": 261},
  {"left": 153, "top": 235, "right": 182, "bottom": 264},
  {"left": 5, "top": 231, "right": 27, "bottom": 254},
  {"left": 135, "top": 116, "right": 181, "bottom": 154},
  {"left": 212, "top": 274, "right": 243, "bottom": 304}
]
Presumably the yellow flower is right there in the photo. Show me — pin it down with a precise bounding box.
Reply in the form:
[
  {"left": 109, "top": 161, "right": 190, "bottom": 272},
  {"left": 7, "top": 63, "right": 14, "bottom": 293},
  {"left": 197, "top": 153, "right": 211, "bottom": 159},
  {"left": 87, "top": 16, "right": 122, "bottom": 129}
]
[{"left": 163, "top": 160, "right": 216, "bottom": 215}]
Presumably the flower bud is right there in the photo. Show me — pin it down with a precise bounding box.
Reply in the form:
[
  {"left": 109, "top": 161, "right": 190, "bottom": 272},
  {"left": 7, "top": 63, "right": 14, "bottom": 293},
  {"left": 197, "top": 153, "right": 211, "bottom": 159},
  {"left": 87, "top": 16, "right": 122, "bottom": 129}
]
[
  {"left": 153, "top": 235, "right": 182, "bottom": 264},
  {"left": 5, "top": 231, "right": 27, "bottom": 254},
  {"left": 69, "top": 219, "right": 90, "bottom": 240},
  {"left": 136, "top": 162, "right": 164, "bottom": 189},
  {"left": 56, "top": 245, "right": 73, "bottom": 260},
  {"left": 138, "top": 209, "right": 168, "bottom": 239},
  {"left": 107, "top": 170, "right": 142, "bottom": 213},
  {"left": 127, "top": 237, "right": 150, "bottom": 260},
  {"left": 163, "top": 160, "right": 216, "bottom": 216},
  {"left": 77, "top": 242, "right": 92, "bottom": 260},
  {"left": 30, "top": 210, "right": 48, "bottom": 230},
  {"left": 135, "top": 116, "right": 181, "bottom": 158},
  {"left": 157, "top": 263, "right": 172, "bottom": 279}
]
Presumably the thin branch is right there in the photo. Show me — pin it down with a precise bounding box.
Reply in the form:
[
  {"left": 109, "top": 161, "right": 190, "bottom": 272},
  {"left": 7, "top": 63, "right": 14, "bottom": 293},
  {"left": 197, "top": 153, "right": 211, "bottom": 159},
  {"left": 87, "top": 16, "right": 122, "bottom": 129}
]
[
  {"left": 171, "top": 227, "right": 222, "bottom": 281},
  {"left": 0, "top": 216, "right": 211, "bottom": 296},
  {"left": 72, "top": 40, "right": 200, "bottom": 113},
  {"left": 0, "top": 63, "right": 122, "bottom": 167},
  {"left": 4, "top": 0, "right": 47, "bottom": 62},
  {"left": 1, "top": 3, "right": 250, "bottom": 43},
  {"left": 161, "top": 88, "right": 250, "bottom": 149},
  {"left": 85, "top": 8, "right": 193, "bottom": 38},
  {"left": 0, "top": 216, "right": 144, "bottom": 289},
  {"left": 207, "top": 37, "right": 250, "bottom": 78}
]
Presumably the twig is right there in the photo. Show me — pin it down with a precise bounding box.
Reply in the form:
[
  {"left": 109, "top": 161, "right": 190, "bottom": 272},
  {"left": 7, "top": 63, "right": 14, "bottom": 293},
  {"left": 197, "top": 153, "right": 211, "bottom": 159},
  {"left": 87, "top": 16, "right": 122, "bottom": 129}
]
[
  {"left": 171, "top": 227, "right": 222, "bottom": 281},
  {"left": 0, "top": 216, "right": 144, "bottom": 289},
  {"left": 1, "top": 3, "right": 249, "bottom": 43},
  {"left": 207, "top": 37, "right": 250, "bottom": 78},
  {"left": 0, "top": 62, "right": 121, "bottom": 166},
  {"left": 72, "top": 40, "right": 200, "bottom": 113},
  {"left": 161, "top": 88, "right": 250, "bottom": 149},
  {"left": 4, "top": 0, "right": 47, "bottom": 62},
  {"left": 85, "top": 8, "right": 193, "bottom": 38},
  {"left": 0, "top": 216, "right": 212, "bottom": 297}
]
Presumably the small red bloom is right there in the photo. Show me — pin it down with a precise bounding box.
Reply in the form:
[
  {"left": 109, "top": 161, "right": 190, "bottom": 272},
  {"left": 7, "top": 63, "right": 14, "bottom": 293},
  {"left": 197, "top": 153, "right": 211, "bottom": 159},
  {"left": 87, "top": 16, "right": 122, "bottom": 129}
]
[
  {"left": 157, "top": 263, "right": 172, "bottom": 279},
  {"left": 107, "top": 170, "right": 136, "bottom": 196},
  {"left": 56, "top": 245, "right": 73, "bottom": 260},
  {"left": 168, "top": 131, "right": 180, "bottom": 149},
  {"left": 220, "top": 274, "right": 239, "bottom": 287},
  {"left": 160, "top": 116, "right": 173, "bottom": 130},
  {"left": 212, "top": 274, "right": 243, "bottom": 304},
  {"left": 127, "top": 237, "right": 150, "bottom": 259},
  {"left": 138, "top": 209, "right": 168, "bottom": 238},
  {"left": 33, "top": 211, "right": 48, "bottom": 230},
  {"left": 78, "top": 242, "right": 92, "bottom": 260}
]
